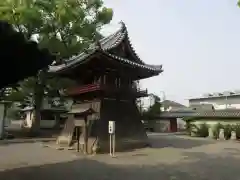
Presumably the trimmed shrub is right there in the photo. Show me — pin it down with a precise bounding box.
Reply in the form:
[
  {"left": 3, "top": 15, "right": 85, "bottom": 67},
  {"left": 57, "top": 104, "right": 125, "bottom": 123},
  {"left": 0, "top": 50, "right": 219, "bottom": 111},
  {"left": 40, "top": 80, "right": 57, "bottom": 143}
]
[
  {"left": 234, "top": 124, "right": 240, "bottom": 139},
  {"left": 189, "top": 124, "right": 198, "bottom": 136},
  {"left": 185, "top": 121, "right": 193, "bottom": 135},
  {"left": 196, "top": 123, "right": 209, "bottom": 137},
  {"left": 212, "top": 123, "right": 222, "bottom": 139},
  {"left": 223, "top": 124, "right": 232, "bottom": 140}
]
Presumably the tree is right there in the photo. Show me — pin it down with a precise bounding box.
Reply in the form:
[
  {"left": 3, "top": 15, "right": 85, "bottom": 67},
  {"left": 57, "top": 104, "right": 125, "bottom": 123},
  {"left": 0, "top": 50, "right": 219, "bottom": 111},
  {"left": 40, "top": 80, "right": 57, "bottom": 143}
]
[
  {"left": 0, "top": 0, "right": 113, "bottom": 133},
  {"left": 147, "top": 93, "right": 161, "bottom": 115},
  {"left": 0, "top": 21, "right": 53, "bottom": 89},
  {"left": 141, "top": 93, "right": 162, "bottom": 118}
]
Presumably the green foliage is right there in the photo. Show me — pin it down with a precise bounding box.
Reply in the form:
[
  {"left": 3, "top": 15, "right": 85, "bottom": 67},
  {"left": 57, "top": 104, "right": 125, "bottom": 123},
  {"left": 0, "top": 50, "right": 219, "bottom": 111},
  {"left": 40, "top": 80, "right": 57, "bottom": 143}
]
[
  {"left": 234, "top": 124, "right": 240, "bottom": 139},
  {"left": 212, "top": 123, "right": 222, "bottom": 139},
  {"left": 0, "top": 0, "right": 113, "bottom": 102},
  {"left": 186, "top": 123, "right": 208, "bottom": 137},
  {"left": 145, "top": 93, "right": 161, "bottom": 116},
  {"left": 147, "top": 102, "right": 161, "bottom": 115},
  {"left": 0, "top": 0, "right": 113, "bottom": 131},
  {"left": 0, "top": 0, "right": 113, "bottom": 58},
  {"left": 6, "top": 106, "right": 21, "bottom": 120},
  {"left": 223, "top": 124, "right": 232, "bottom": 140},
  {"left": 196, "top": 123, "right": 209, "bottom": 137},
  {"left": 185, "top": 121, "right": 192, "bottom": 135}
]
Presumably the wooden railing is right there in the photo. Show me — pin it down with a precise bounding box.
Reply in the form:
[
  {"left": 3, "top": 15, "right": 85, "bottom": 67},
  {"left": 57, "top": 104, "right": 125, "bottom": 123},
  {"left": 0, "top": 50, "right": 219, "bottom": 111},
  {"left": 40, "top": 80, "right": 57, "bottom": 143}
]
[
  {"left": 67, "top": 83, "right": 101, "bottom": 95},
  {"left": 67, "top": 83, "right": 148, "bottom": 97}
]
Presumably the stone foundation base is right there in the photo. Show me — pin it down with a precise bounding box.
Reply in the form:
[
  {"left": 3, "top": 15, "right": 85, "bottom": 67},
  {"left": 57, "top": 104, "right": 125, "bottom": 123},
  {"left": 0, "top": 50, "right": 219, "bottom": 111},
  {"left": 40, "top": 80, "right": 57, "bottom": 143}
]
[{"left": 57, "top": 99, "right": 149, "bottom": 154}]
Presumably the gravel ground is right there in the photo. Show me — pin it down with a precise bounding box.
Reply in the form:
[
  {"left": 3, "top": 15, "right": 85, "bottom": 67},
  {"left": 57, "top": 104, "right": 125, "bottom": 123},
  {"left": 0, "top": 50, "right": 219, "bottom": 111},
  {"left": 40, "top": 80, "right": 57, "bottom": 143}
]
[{"left": 0, "top": 133, "right": 240, "bottom": 180}]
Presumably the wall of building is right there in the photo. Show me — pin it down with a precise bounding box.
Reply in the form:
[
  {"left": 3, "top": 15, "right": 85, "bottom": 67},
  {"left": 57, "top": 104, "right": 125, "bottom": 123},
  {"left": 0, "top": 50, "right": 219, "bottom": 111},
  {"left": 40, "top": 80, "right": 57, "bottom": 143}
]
[
  {"left": 177, "top": 118, "right": 186, "bottom": 130},
  {"left": 150, "top": 119, "right": 178, "bottom": 132},
  {"left": 24, "top": 111, "right": 56, "bottom": 129},
  {"left": 191, "top": 119, "right": 240, "bottom": 128},
  {"left": 153, "top": 120, "right": 170, "bottom": 132},
  {"left": 189, "top": 96, "right": 240, "bottom": 110}
]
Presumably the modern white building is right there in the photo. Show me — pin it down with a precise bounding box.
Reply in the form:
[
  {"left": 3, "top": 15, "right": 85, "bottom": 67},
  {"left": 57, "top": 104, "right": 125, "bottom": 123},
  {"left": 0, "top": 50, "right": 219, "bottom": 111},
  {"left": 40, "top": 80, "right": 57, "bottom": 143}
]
[{"left": 189, "top": 90, "right": 240, "bottom": 110}]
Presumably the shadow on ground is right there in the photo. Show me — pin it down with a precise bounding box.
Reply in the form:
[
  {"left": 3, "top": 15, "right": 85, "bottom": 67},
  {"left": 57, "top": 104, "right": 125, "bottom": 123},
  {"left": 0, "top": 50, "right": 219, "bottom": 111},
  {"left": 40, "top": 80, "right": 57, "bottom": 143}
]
[
  {"left": 0, "top": 138, "right": 55, "bottom": 147},
  {"left": 0, "top": 128, "right": 59, "bottom": 146},
  {"left": 1, "top": 151, "right": 240, "bottom": 180},
  {"left": 148, "top": 134, "right": 215, "bottom": 149}
]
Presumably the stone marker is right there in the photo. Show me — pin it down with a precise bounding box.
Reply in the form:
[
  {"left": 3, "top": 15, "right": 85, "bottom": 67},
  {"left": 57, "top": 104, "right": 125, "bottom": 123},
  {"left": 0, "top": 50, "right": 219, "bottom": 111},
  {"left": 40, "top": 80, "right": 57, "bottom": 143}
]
[
  {"left": 231, "top": 131, "right": 236, "bottom": 140},
  {"left": 208, "top": 127, "right": 213, "bottom": 138},
  {"left": 219, "top": 128, "right": 224, "bottom": 140}
]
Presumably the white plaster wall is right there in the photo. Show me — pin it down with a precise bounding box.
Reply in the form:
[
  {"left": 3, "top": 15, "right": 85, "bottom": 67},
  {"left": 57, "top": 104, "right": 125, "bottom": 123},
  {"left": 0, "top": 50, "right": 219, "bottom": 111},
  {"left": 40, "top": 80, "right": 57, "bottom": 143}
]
[
  {"left": 177, "top": 118, "right": 186, "bottom": 129},
  {"left": 154, "top": 120, "right": 170, "bottom": 132},
  {"left": 214, "top": 104, "right": 240, "bottom": 109},
  {"left": 190, "top": 97, "right": 240, "bottom": 110}
]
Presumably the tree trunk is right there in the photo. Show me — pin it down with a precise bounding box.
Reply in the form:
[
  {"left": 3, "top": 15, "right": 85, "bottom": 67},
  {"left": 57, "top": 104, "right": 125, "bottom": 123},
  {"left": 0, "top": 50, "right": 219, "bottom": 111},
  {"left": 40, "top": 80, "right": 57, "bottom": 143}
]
[
  {"left": 29, "top": 83, "right": 42, "bottom": 136},
  {"left": 29, "top": 71, "right": 45, "bottom": 136},
  {"left": 54, "top": 114, "right": 60, "bottom": 129}
]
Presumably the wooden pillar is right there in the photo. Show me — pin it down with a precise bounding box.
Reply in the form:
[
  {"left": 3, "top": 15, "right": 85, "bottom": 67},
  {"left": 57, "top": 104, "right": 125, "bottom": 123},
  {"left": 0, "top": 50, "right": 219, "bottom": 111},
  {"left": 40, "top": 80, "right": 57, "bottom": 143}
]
[
  {"left": 54, "top": 114, "right": 60, "bottom": 129},
  {"left": 118, "top": 77, "right": 121, "bottom": 87},
  {"left": 76, "top": 126, "right": 80, "bottom": 152},
  {"left": 115, "top": 76, "right": 118, "bottom": 87},
  {"left": 83, "top": 116, "right": 88, "bottom": 154},
  {"left": 103, "top": 74, "right": 106, "bottom": 84}
]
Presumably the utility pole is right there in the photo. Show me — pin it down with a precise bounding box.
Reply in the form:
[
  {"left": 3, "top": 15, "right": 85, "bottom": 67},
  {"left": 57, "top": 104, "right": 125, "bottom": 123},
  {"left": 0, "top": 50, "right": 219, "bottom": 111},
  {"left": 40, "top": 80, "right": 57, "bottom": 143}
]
[
  {"left": 160, "top": 91, "right": 166, "bottom": 111},
  {"left": 225, "top": 95, "right": 228, "bottom": 109}
]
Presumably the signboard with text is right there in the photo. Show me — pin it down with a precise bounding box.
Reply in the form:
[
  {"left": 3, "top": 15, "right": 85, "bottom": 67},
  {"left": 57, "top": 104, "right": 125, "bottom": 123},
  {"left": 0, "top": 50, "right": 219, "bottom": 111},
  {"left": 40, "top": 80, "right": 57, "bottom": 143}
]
[{"left": 108, "top": 121, "right": 115, "bottom": 134}]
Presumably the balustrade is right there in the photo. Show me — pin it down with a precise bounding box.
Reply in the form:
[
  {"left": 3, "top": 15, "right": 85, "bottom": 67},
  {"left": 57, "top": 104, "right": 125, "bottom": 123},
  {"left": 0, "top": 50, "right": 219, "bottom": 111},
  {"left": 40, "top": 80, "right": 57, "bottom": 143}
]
[{"left": 67, "top": 82, "right": 148, "bottom": 97}]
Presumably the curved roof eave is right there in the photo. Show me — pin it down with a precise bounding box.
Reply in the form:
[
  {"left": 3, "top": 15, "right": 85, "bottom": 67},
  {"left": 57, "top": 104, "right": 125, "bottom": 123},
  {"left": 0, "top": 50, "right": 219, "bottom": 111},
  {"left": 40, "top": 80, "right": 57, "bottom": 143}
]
[{"left": 48, "top": 21, "right": 163, "bottom": 74}]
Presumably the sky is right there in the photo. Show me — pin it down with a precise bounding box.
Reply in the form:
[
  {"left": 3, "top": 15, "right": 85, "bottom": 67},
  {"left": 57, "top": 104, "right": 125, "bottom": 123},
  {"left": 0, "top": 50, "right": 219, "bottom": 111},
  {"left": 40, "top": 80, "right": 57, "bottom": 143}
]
[{"left": 102, "top": 0, "right": 240, "bottom": 105}]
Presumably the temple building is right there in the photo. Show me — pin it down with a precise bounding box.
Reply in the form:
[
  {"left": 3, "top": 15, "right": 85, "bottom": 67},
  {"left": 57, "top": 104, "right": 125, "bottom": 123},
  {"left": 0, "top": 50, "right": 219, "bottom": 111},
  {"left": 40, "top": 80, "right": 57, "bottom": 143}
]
[{"left": 48, "top": 22, "right": 163, "bottom": 153}]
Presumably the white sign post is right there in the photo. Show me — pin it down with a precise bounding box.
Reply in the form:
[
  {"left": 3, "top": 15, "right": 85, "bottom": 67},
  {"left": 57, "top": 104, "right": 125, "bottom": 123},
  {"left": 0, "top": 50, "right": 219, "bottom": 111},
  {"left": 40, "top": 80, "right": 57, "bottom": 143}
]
[{"left": 109, "top": 121, "right": 116, "bottom": 157}]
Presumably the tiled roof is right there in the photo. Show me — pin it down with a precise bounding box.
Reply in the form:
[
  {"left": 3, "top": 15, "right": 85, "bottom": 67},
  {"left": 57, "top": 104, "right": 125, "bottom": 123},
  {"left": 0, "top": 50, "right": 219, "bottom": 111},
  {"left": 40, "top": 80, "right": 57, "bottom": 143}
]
[
  {"left": 49, "top": 22, "right": 163, "bottom": 73},
  {"left": 161, "top": 100, "right": 186, "bottom": 109}
]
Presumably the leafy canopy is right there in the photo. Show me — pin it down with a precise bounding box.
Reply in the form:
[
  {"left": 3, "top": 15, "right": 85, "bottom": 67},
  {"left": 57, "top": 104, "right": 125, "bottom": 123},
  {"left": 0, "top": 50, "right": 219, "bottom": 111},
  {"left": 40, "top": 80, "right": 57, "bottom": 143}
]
[
  {"left": 0, "top": 0, "right": 113, "bottom": 59},
  {"left": 0, "top": 0, "right": 113, "bottom": 104}
]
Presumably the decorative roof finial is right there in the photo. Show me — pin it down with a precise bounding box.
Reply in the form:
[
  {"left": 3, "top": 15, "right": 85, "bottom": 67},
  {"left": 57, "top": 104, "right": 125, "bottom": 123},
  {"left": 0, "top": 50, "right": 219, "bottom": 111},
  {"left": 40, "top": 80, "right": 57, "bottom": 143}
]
[{"left": 119, "top": 21, "right": 126, "bottom": 30}]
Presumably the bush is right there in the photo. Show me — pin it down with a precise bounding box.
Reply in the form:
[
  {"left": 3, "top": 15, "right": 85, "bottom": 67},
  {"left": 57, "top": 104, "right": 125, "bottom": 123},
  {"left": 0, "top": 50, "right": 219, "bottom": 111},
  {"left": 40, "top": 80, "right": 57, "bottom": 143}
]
[
  {"left": 189, "top": 123, "right": 199, "bottom": 136},
  {"left": 196, "top": 123, "right": 209, "bottom": 137},
  {"left": 212, "top": 123, "right": 222, "bottom": 139},
  {"left": 185, "top": 121, "right": 192, "bottom": 135},
  {"left": 234, "top": 124, "right": 240, "bottom": 139},
  {"left": 223, "top": 124, "right": 232, "bottom": 140}
]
